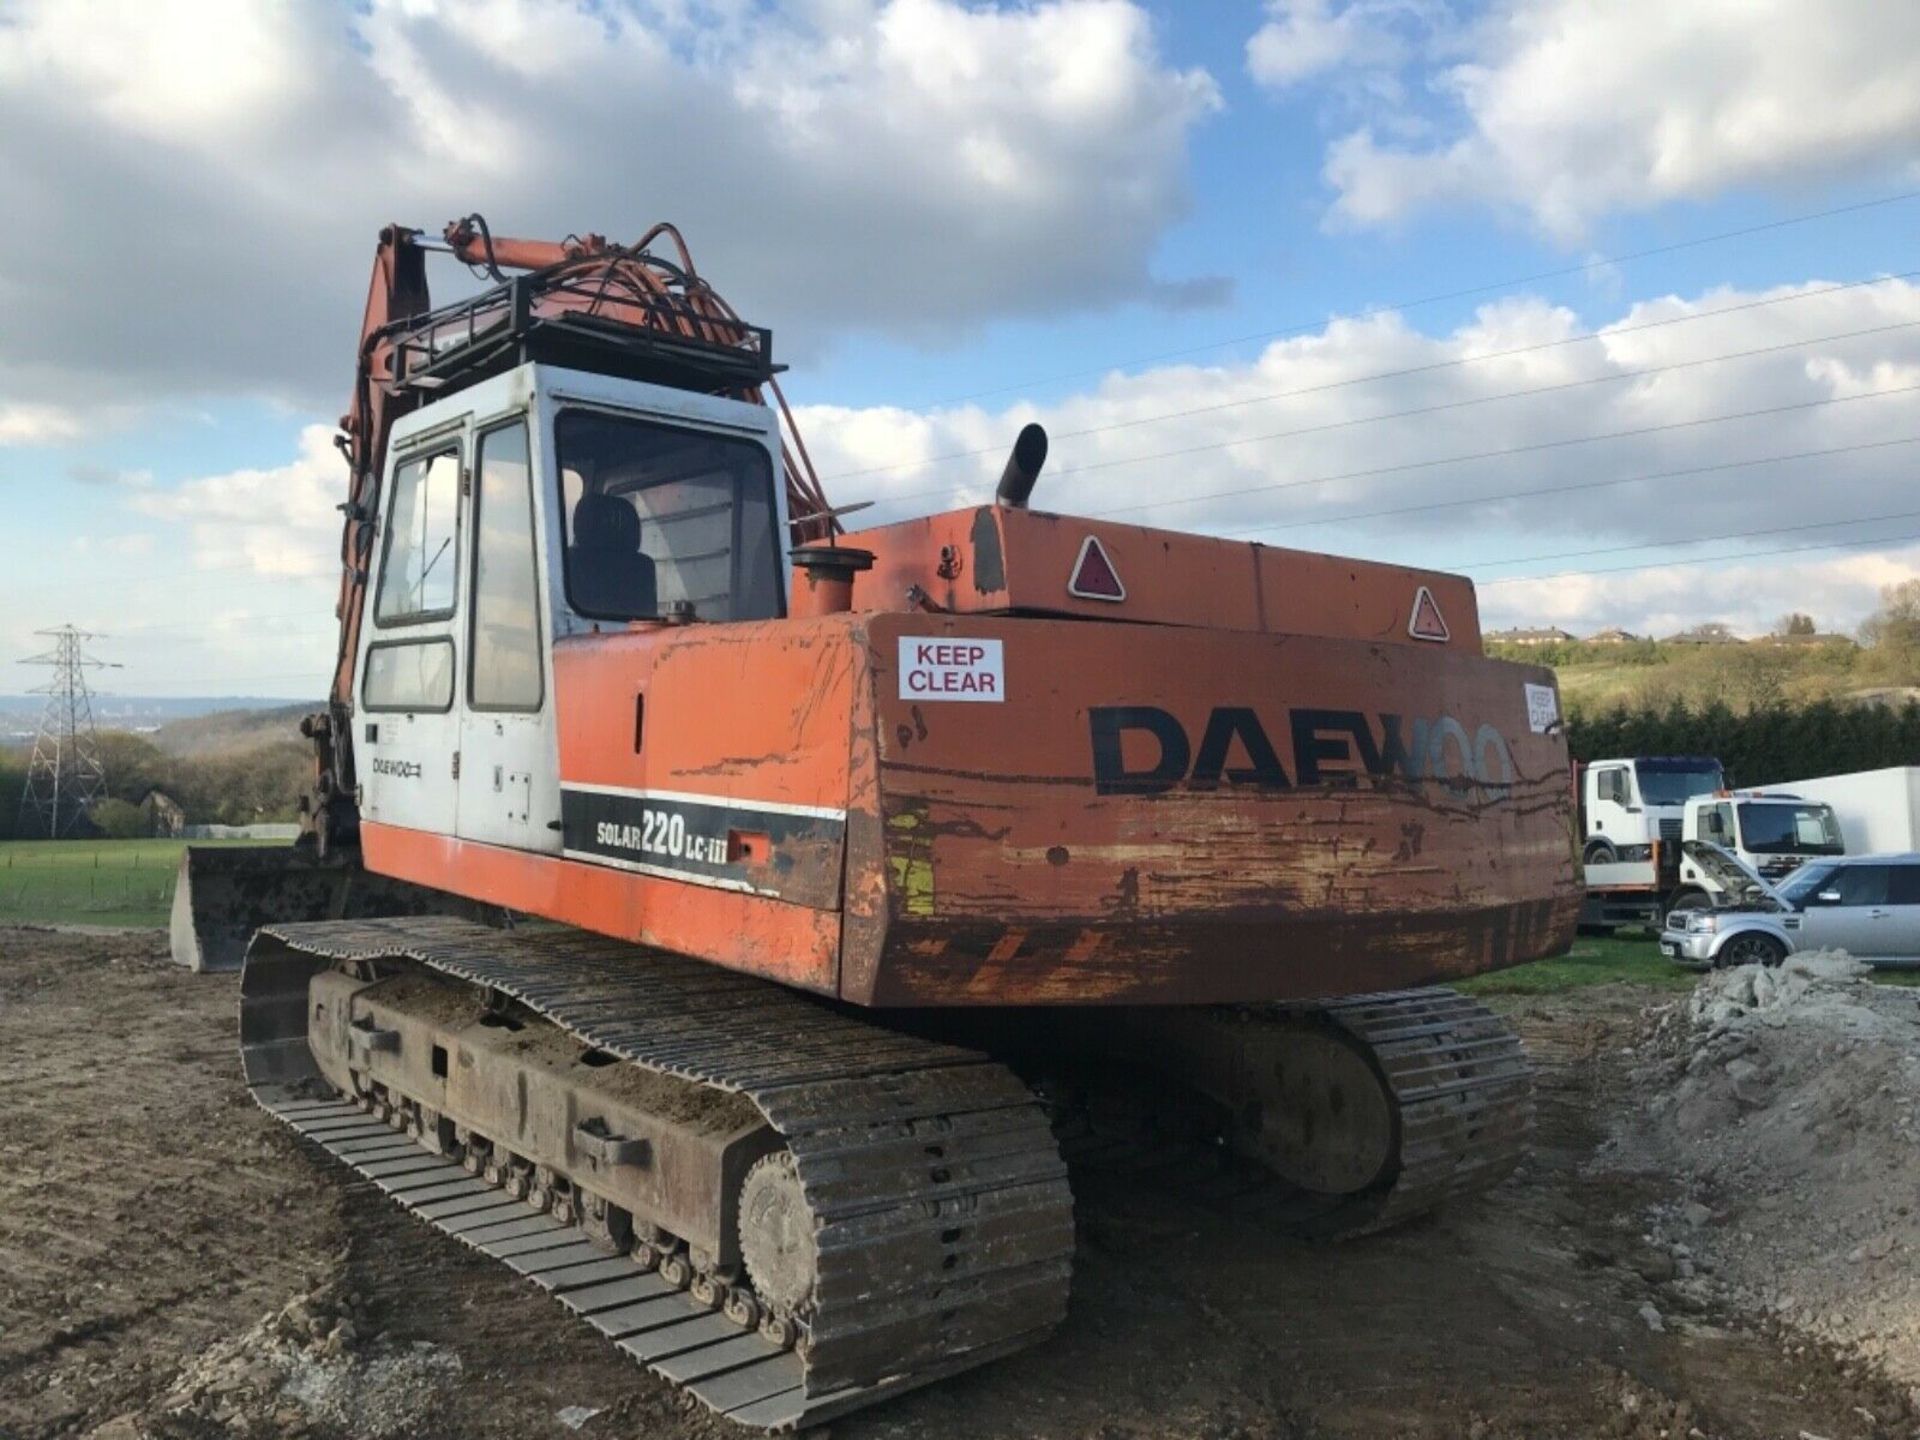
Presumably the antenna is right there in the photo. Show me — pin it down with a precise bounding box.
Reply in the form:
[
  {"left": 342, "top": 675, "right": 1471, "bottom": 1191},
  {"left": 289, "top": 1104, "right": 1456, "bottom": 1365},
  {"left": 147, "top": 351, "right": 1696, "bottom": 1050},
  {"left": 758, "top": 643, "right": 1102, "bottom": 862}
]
[{"left": 16, "top": 625, "right": 119, "bottom": 839}]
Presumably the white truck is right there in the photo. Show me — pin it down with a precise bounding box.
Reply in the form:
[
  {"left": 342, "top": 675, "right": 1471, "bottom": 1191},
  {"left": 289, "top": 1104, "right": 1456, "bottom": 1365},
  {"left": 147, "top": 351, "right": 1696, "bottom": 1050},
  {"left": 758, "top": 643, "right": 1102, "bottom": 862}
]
[
  {"left": 1579, "top": 755, "right": 1725, "bottom": 866},
  {"left": 1778, "top": 766, "right": 1920, "bottom": 855},
  {"left": 1581, "top": 761, "right": 1846, "bottom": 927}
]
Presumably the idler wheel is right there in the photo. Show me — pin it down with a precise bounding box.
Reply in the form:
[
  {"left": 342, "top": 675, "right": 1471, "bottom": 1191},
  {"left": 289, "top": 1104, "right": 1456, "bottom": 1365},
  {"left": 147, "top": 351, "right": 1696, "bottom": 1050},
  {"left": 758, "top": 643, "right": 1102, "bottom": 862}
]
[
  {"left": 738, "top": 1151, "right": 817, "bottom": 1318},
  {"left": 1246, "top": 1027, "right": 1396, "bottom": 1195}
]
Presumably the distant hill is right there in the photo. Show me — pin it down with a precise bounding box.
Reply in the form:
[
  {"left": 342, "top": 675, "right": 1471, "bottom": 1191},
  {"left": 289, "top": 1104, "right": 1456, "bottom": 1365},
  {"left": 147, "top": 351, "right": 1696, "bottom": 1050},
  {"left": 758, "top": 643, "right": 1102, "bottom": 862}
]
[
  {"left": 0, "top": 694, "right": 315, "bottom": 742},
  {"left": 149, "top": 704, "right": 313, "bottom": 758},
  {"left": 1486, "top": 638, "right": 1918, "bottom": 715}
]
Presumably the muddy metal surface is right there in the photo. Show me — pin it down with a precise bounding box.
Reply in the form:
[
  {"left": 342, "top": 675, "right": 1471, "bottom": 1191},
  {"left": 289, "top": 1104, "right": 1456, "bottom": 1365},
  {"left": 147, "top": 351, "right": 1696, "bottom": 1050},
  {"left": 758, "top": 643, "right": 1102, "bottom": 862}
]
[{"left": 1, "top": 927, "right": 1913, "bottom": 1440}]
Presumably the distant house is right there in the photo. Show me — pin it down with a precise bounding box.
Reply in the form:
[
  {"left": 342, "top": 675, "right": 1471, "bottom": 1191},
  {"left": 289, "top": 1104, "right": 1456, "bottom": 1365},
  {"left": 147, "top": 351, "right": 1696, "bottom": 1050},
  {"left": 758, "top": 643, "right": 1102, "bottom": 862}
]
[
  {"left": 1487, "top": 626, "right": 1577, "bottom": 647},
  {"left": 137, "top": 788, "right": 186, "bottom": 838},
  {"left": 1586, "top": 626, "right": 1640, "bottom": 645},
  {"left": 1758, "top": 631, "right": 1855, "bottom": 648},
  {"left": 1662, "top": 623, "right": 1741, "bottom": 646}
]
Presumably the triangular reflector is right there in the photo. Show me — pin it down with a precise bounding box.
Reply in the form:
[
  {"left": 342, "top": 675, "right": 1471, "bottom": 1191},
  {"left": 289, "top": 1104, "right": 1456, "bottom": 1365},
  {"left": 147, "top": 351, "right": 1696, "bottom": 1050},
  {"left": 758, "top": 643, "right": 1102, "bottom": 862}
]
[
  {"left": 1068, "top": 535, "right": 1126, "bottom": 601},
  {"left": 1408, "top": 585, "right": 1449, "bottom": 641}
]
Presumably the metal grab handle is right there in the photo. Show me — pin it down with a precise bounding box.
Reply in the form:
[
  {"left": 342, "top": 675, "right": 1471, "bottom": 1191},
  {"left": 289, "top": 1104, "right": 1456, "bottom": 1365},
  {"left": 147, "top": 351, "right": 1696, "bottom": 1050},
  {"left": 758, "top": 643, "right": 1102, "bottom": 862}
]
[
  {"left": 574, "top": 1119, "right": 650, "bottom": 1168},
  {"left": 347, "top": 1020, "right": 400, "bottom": 1056}
]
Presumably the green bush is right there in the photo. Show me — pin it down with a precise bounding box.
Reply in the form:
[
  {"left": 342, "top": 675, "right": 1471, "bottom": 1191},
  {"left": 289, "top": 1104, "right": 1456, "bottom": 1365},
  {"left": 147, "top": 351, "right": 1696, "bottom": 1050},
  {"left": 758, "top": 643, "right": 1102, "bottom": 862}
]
[{"left": 87, "top": 798, "right": 147, "bottom": 839}]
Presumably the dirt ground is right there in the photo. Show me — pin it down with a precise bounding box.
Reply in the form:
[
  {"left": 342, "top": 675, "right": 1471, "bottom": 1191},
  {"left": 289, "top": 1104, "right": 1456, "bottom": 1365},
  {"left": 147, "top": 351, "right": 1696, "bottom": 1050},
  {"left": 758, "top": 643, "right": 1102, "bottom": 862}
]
[{"left": 3, "top": 927, "right": 1917, "bottom": 1440}]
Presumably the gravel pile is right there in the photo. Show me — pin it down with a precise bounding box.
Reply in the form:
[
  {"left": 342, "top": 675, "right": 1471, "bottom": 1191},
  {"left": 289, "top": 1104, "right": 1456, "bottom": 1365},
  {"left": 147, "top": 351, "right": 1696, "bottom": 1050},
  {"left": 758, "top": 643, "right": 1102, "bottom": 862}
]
[{"left": 1604, "top": 951, "right": 1920, "bottom": 1393}]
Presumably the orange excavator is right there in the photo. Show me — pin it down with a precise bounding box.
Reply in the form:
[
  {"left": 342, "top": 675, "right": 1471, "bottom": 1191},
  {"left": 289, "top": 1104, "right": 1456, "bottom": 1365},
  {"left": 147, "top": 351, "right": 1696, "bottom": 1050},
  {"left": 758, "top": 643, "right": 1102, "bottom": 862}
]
[{"left": 175, "top": 215, "right": 1582, "bottom": 1428}]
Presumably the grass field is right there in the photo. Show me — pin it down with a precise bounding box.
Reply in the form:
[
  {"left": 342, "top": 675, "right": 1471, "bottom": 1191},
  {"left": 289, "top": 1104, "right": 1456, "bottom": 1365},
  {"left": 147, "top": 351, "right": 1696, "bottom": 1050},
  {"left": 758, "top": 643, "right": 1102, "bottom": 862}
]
[
  {"left": 0, "top": 838, "right": 251, "bottom": 928},
  {"left": 1456, "top": 932, "right": 1694, "bottom": 995}
]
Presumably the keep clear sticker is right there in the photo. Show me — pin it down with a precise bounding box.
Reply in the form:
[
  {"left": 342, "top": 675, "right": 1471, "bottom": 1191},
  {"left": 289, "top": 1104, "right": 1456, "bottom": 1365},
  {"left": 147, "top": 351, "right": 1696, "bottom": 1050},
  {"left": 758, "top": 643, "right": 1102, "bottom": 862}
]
[
  {"left": 1525, "top": 682, "right": 1560, "bottom": 734},
  {"left": 899, "top": 637, "right": 1005, "bottom": 702}
]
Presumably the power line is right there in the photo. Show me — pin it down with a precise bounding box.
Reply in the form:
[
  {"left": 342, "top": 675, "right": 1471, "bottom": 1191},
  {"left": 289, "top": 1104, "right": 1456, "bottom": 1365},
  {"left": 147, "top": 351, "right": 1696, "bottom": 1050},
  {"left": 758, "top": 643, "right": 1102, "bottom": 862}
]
[
  {"left": 829, "top": 267, "right": 1920, "bottom": 488},
  {"left": 1463, "top": 505, "right": 1920, "bottom": 572},
  {"left": 1071, "top": 320, "right": 1920, "bottom": 515},
  {"left": 1080, "top": 381, "right": 1920, "bottom": 522},
  {"left": 915, "top": 187, "right": 1920, "bottom": 407},
  {"left": 1217, "top": 435, "right": 1920, "bottom": 539},
  {"left": 1479, "top": 529, "right": 1920, "bottom": 587}
]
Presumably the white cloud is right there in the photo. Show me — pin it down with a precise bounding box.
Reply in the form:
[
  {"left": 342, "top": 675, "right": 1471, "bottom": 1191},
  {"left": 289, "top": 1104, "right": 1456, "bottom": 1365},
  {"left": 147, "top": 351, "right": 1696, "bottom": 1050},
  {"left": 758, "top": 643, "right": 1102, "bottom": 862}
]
[
  {"left": 53, "top": 268, "right": 1920, "bottom": 692},
  {"left": 0, "top": 403, "right": 83, "bottom": 446},
  {"left": 1483, "top": 545, "right": 1920, "bottom": 643},
  {"left": 1286, "top": 0, "right": 1920, "bottom": 237},
  {"left": 798, "top": 272, "right": 1920, "bottom": 637},
  {"left": 0, "top": 0, "right": 1219, "bottom": 419},
  {"left": 134, "top": 424, "right": 343, "bottom": 579},
  {"left": 1246, "top": 0, "right": 1443, "bottom": 91}
]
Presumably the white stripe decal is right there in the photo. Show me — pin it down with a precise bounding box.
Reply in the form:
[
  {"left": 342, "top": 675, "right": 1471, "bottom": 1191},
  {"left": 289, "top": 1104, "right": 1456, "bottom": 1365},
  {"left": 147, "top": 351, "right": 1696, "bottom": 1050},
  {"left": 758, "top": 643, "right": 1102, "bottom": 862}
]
[
  {"left": 559, "top": 781, "right": 846, "bottom": 822},
  {"left": 561, "top": 848, "right": 771, "bottom": 896}
]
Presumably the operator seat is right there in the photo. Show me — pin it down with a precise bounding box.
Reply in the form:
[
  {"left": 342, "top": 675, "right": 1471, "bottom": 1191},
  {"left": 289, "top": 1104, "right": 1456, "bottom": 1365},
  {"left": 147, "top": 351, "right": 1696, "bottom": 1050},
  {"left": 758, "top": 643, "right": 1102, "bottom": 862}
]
[{"left": 569, "top": 494, "right": 659, "bottom": 618}]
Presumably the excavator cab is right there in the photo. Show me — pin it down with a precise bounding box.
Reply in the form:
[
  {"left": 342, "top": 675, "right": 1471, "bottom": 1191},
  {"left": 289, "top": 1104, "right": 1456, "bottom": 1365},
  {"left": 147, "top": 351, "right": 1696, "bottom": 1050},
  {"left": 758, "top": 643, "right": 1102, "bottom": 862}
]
[{"left": 354, "top": 364, "right": 788, "bottom": 853}]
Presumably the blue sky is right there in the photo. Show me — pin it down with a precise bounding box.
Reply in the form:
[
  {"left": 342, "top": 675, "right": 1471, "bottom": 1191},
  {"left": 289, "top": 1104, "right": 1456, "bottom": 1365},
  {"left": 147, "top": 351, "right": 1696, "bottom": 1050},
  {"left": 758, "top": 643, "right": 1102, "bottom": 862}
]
[{"left": 4, "top": 0, "right": 1920, "bottom": 696}]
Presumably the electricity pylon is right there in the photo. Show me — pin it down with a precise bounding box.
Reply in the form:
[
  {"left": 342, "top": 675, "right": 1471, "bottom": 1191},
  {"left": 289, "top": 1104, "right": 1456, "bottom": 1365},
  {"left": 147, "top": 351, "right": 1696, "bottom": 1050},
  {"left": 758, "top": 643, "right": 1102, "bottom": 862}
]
[{"left": 17, "top": 626, "right": 116, "bottom": 838}]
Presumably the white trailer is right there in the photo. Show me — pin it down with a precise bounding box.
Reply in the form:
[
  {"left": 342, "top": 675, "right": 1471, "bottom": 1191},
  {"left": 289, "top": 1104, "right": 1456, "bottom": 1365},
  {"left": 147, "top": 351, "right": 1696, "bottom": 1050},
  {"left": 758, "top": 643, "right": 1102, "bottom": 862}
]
[{"left": 1786, "top": 767, "right": 1920, "bottom": 855}]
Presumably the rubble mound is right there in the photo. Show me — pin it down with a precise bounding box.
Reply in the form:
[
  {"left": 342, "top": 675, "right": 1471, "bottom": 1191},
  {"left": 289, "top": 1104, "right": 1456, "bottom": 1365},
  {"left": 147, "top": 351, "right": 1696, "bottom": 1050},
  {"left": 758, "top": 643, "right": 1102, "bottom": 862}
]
[
  {"left": 147, "top": 1271, "right": 462, "bottom": 1437},
  {"left": 1613, "top": 950, "right": 1920, "bottom": 1388}
]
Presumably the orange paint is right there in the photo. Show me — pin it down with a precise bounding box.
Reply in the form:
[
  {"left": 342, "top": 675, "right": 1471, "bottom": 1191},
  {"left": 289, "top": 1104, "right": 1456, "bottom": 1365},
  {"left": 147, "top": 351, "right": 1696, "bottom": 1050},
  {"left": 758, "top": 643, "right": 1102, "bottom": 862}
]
[{"left": 362, "top": 820, "right": 840, "bottom": 993}]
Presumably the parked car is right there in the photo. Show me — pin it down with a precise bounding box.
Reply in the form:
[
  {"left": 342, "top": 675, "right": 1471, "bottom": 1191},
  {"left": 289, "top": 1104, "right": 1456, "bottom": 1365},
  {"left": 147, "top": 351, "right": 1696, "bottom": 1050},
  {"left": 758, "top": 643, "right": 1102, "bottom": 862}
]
[{"left": 1659, "top": 842, "right": 1920, "bottom": 968}]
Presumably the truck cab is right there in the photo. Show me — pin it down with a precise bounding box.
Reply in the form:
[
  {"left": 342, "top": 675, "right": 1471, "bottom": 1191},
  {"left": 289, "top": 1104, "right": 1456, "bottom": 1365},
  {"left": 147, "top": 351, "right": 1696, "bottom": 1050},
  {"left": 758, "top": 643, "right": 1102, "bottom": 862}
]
[
  {"left": 1669, "top": 790, "right": 1846, "bottom": 912},
  {"left": 1580, "top": 755, "right": 1723, "bottom": 865}
]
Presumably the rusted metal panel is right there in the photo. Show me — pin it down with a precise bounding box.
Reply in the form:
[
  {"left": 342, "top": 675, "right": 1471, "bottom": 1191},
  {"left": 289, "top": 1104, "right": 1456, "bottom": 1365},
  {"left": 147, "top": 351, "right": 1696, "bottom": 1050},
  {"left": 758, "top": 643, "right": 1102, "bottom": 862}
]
[
  {"left": 852, "top": 507, "right": 1481, "bottom": 649},
  {"left": 840, "top": 611, "right": 1578, "bottom": 1006}
]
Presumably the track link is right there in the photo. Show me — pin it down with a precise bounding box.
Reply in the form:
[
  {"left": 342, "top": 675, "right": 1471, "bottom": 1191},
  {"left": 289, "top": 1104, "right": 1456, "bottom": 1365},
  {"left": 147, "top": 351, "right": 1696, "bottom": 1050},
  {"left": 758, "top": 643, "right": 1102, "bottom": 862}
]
[
  {"left": 240, "top": 917, "right": 1074, "bottom": 1430},
  {"left": 1057, "top": 988, "right": 1533, "bottom": 1240}
]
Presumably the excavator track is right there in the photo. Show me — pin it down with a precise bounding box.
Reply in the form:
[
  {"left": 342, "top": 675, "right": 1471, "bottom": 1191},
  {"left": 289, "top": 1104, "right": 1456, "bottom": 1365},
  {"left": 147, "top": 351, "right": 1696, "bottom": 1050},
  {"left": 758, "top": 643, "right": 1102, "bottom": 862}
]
[
  {"left": 240, "top": 916, "right": 1075, "bottom": 1431},
  {"left": 1051, "top": 989, "right": 1533, "bottom": 1240}
]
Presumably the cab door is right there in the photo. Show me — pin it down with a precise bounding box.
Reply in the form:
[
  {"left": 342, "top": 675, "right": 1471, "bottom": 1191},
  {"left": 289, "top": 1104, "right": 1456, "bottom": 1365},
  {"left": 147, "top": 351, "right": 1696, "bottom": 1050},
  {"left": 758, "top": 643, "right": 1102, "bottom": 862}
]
[
  {"left": 358, "top": 434, "right": 465, "bottom": 839},
  {"left": 456, "top": 416, "right": 562, "bottom": 852}
]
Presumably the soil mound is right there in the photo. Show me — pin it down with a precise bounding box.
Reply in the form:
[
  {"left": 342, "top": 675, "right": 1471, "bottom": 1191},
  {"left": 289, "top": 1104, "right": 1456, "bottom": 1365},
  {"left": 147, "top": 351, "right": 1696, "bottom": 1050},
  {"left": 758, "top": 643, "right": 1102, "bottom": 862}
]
[{"left": 1612, "top": 951, "right": 1920, "bottom": 1390}]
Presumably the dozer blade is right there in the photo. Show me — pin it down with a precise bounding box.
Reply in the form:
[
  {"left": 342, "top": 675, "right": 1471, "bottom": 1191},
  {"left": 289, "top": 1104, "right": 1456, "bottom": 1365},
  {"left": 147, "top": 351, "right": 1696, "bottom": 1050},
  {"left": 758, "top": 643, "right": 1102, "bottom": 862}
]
[{"left": 170, "top": 845, "right": 494, "bottom": 973}]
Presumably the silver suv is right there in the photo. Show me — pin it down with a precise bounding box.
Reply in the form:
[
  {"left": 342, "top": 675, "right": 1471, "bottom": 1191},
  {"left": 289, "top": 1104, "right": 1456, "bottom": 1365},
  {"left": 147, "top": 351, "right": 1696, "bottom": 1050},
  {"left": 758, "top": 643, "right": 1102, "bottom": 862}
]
[{"left": 1660, "top": 846, "right": 1920, "bottom": 968}]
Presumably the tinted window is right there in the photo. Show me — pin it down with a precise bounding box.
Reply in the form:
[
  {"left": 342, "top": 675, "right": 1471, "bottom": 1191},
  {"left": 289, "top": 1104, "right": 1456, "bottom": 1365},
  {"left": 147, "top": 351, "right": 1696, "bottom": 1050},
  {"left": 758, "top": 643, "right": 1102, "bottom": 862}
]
[
  {"left": 1737, "top": 802, "right": 1845, "bottom": 855},
  {"left": 554, "top": 411, "right": 781, "bottom": 624},
  {"left": 1831, "top": 864, "right": 1890, "bottom": 907},
  {"left": 469, "top": 422, "right": 543, "bottom": 710},
  {"left": 1636, "top": 765, "right": 1722, "bottom": 805},
  {"left": 1890, "top": 865, "right": 1920, "bottom": 905},
  {"left": 376, "top": 448, "right": 460, "bottom": 624},
  {"left": 364, "top": 639, "right": 454, "bottom": 712}
]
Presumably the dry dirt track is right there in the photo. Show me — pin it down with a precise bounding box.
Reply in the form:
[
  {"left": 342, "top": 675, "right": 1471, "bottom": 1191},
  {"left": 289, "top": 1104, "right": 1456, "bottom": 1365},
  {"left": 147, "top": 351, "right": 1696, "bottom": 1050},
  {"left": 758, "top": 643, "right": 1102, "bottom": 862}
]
[{"left": 1, "top": 927, "right": 1914, "bottom": 1440}]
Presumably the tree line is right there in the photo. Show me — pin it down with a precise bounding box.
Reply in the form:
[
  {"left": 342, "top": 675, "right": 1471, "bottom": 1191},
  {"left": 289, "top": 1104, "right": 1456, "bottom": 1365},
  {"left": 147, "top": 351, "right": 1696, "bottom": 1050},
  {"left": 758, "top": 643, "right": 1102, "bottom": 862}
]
[
  {"left": 1568, "top": 697, "right": 1920, "bottom": 789},
  {"left": 0, "top": 731, "right": 309, "bottom": 839}
]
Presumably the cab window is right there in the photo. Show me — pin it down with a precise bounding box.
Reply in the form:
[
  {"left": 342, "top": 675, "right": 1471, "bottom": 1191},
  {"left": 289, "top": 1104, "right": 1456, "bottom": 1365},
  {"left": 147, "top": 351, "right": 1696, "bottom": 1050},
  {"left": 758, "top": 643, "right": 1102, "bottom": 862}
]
[
  {"left": 554, "top": 411, "right": 781, "bottom": 624},
  {"left": 1889, "top": 865, "right": 1920, "bottom": 905},
  {"left": 1830, "top": 865, "right": 1890, "bottom": 907},
  {"left": 376, "top": 447, "right": 461, "bottom": 624},
  {"left": 469, "top": 421, "right": 543, "bottom": 711},
  {"left": 1597, "top": 770, "right": 1627, "bottom": 804}
]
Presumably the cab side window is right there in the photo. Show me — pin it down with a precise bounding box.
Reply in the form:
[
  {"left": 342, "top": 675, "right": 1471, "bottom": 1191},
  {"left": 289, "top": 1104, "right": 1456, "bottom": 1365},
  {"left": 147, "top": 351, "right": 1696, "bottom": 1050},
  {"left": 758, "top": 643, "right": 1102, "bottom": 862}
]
[
  {"left": 1833, "top": 865, "right": 1890, "bottom": 906},
  {"left": 1597, "top": 770, "right": 1626, "bottom": 804},
  {"left": 376, "top": 448, "right": 461, "bottom": 624},
  {"left": 469, "top": 422, "right": 543, "bottom": 710},
  {"left": 1888, "top": 865, "right": 1920, "bottom": 905}
]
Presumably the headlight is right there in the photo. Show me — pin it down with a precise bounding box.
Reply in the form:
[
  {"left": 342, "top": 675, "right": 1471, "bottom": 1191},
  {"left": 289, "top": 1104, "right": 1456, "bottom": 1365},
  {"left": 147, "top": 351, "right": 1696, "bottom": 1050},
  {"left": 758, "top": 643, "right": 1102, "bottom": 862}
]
[{"left": 1684, "top": 911, "right": 1718, "bottom": 933}]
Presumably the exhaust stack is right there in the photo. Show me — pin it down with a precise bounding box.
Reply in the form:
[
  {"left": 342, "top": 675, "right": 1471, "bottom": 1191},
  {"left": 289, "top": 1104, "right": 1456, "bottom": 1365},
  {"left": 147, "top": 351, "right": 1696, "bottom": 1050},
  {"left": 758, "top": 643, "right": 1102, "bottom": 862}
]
[{"left": 994, "top": 424, "right": 1049, "bottom": 509}]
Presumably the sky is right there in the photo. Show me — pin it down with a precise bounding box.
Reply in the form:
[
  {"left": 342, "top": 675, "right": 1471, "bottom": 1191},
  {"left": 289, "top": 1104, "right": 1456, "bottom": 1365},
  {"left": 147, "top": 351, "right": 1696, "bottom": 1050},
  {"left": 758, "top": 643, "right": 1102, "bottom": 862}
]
[{"left": 3, "top": 0, "right": 1920, "bottom": 697}]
